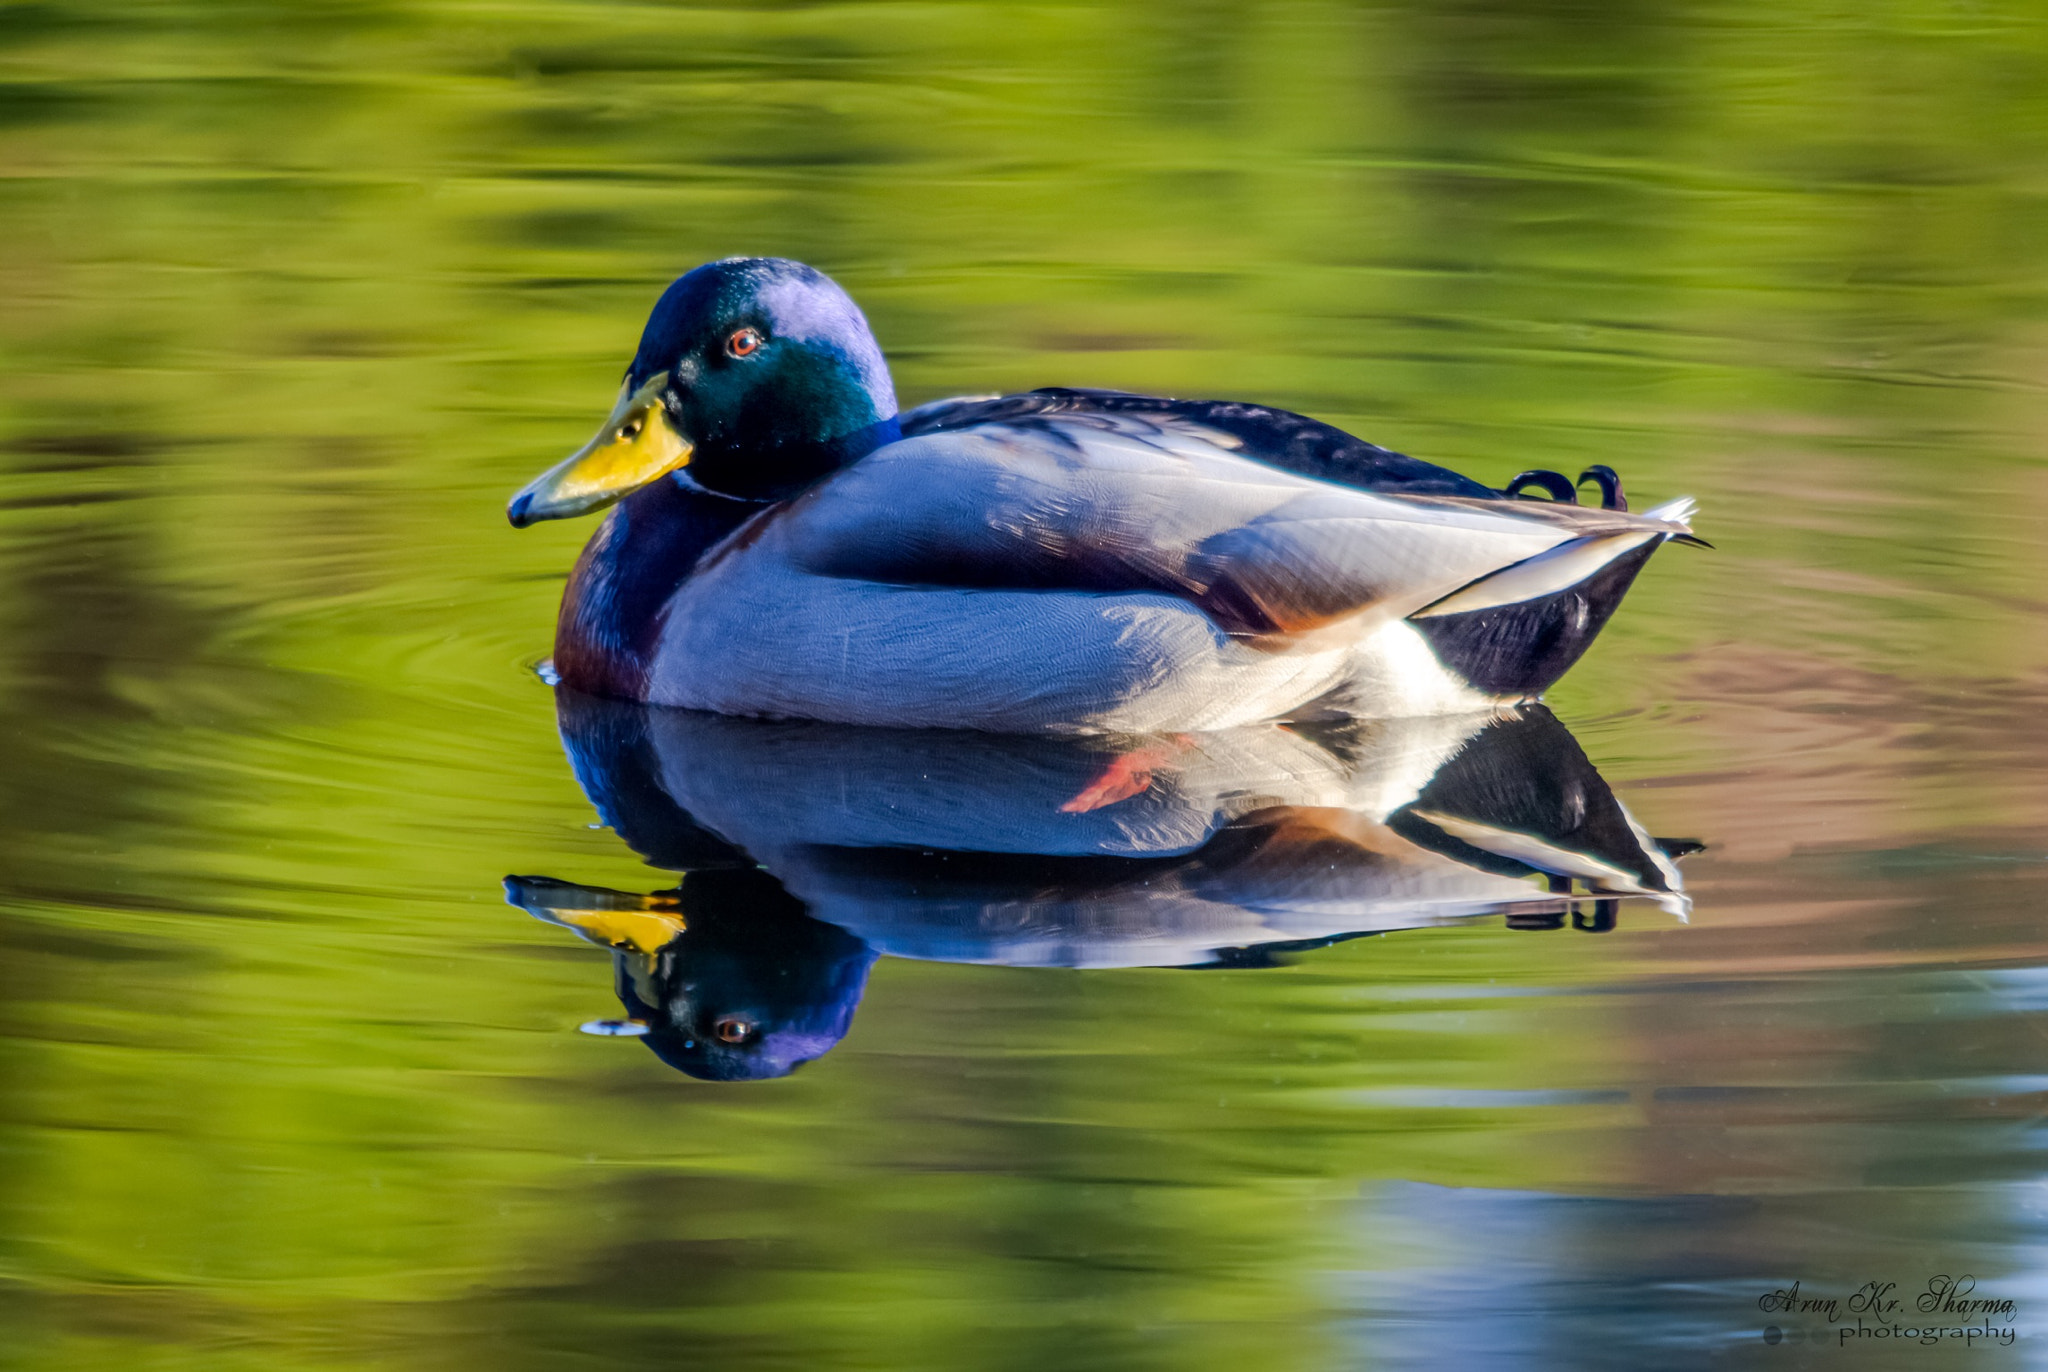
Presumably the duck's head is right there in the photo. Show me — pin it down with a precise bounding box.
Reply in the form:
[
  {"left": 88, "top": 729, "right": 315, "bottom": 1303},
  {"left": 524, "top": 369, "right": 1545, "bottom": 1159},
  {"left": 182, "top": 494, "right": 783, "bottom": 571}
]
[{"left": 508, "top": 257, "right": 898, "bottom": 524}]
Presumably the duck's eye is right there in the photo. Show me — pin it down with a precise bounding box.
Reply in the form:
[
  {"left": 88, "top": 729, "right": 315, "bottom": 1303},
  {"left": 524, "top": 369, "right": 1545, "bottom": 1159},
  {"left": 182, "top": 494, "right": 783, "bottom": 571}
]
[
  {"left": 712, "top": 1016, "right": 755, "bottom": 1045},
  {"left": 726, "top": 328, "right": 764, "bottom": 359}
]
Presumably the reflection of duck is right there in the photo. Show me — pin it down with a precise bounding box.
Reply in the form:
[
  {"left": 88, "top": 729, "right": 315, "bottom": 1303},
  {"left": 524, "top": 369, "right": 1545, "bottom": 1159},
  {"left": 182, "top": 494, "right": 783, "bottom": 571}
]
[
  {"left": 507, "top": 691, "right": 1691, "bottom": 1079},
  {"left": 506, "top": 258, "right": 1701, "bottom": 730}
]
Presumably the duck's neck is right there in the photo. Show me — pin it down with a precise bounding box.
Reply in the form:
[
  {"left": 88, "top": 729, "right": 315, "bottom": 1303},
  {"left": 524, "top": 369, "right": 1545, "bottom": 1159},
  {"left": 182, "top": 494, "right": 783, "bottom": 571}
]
[
  {"left": 553, "top": 477, "right": 760, "bottom": 699},
  {"left": 687, "top": 415, "right": 901, "bottom": 502}
]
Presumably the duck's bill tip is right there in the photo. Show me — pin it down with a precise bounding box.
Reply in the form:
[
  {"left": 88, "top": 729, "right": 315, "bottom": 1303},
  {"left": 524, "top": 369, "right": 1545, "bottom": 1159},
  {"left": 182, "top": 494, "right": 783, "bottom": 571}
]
[{"left": 508, "top": 375, "right": 691, "bottom": 528}]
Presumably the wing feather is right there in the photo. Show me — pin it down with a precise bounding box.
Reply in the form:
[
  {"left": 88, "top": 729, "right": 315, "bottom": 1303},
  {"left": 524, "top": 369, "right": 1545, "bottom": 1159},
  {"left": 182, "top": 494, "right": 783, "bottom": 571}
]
[{"left": 774, "top": 412, "right": 1681, "bottom": 636}]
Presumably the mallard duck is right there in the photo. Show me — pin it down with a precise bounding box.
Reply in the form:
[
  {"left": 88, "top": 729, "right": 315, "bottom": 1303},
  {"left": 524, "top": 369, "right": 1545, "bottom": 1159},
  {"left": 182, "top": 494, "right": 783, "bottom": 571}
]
[{"left": 509, "top": 258, "right": 1701, "bottom": 732}]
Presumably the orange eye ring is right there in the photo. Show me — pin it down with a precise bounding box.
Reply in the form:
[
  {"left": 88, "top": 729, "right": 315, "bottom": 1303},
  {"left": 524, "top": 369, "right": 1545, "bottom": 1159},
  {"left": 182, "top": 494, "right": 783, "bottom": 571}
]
[
  {"left": 726, "top": 328, "right": 763, "bottom": 358},
  {"left": 713, "top": 1016, "right": 754, "bottom": 1044}
]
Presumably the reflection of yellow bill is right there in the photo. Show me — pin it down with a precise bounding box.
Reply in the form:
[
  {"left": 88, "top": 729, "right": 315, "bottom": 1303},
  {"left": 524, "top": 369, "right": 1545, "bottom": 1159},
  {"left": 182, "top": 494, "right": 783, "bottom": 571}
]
[
  {"left": 509, "top": 876, "right": 689, "bottom": 956},
  {"left": 508, "top": 372, "right": 692, "bottom": 526},
  {"left": 544, "top": 904, "right": 688, "bottom": 957}
]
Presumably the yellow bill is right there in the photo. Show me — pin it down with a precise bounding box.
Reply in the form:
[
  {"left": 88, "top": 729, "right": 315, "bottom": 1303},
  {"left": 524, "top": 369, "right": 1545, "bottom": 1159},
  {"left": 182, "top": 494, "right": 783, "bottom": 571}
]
[{"left": 508, "top": 372, "right": 692, "bottom": 526}]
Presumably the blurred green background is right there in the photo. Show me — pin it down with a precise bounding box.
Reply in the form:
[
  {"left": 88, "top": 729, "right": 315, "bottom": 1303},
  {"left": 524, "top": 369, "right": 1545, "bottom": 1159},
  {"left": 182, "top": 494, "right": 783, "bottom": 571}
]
[{"left": 2, "top": 1, "right": 2047, "bottom": 1368}]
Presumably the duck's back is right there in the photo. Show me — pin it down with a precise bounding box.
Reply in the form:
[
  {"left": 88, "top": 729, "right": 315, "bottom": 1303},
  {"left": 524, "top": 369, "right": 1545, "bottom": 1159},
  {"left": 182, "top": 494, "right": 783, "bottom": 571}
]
[{"left": 900, "top": 387, "right": 1498, "bottom": 498}]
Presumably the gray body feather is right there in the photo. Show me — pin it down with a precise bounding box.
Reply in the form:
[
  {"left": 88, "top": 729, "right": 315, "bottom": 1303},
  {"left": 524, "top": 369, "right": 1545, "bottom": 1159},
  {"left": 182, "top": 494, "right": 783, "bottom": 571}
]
[{"left": 647, "top": 411, "right": 1694, "bottom": 730}]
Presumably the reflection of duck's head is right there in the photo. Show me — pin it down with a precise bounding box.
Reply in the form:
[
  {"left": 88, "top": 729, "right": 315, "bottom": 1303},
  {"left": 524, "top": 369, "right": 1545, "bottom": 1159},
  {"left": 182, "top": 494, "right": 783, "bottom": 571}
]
[{"left": 506, "top": 869, "right": 876, "bottom": 1082}]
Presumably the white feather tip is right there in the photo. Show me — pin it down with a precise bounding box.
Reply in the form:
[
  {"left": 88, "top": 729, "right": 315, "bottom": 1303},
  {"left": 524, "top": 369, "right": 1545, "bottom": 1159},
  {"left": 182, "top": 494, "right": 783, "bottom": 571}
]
[{"left": 1640, "top": 494, "right": 1697, "bottom": 529}]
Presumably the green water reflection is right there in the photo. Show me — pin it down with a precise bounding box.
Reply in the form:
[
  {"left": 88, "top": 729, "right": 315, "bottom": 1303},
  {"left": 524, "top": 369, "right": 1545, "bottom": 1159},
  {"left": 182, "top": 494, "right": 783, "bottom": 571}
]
[{"left": 3, "top": 0, "right": 2047, "bottom": 1368}]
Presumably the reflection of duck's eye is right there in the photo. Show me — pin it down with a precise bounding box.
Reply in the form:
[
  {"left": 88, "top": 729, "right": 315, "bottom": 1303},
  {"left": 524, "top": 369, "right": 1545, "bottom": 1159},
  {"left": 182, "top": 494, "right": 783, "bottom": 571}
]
[{"left": 713, "top": 1016, "right": 755, "bottom": 1045}]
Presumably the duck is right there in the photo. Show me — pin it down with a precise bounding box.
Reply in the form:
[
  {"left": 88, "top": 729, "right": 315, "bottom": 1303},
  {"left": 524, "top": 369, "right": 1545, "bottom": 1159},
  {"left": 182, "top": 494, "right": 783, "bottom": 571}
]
[{"left": 508, "top": 257, "right": 1702, "bottom": 733}]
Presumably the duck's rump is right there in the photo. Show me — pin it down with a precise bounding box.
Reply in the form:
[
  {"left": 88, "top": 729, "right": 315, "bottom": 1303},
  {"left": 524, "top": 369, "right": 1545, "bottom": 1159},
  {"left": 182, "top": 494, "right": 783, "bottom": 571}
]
[{"left": 642, "top": 400, "right": 1694, "bottom": 731}]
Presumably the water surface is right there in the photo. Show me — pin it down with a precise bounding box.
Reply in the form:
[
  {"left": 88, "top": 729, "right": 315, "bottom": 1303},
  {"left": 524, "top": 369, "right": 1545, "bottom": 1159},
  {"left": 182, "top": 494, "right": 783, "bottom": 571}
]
[{"left": 3, "top": 2, "right": 2047, "bottom": 1368}]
